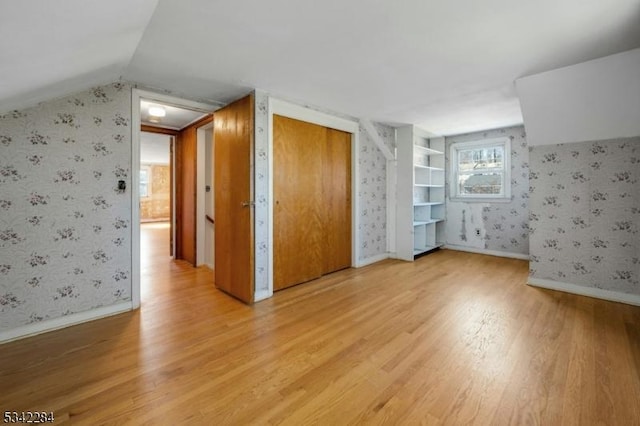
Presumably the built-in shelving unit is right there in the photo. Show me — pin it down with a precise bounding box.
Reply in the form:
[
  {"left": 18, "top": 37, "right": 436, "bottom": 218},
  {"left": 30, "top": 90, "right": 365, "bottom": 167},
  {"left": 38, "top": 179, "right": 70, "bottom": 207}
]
[{"left": 396, "top": 126, "right": 446, "bottom": 261}]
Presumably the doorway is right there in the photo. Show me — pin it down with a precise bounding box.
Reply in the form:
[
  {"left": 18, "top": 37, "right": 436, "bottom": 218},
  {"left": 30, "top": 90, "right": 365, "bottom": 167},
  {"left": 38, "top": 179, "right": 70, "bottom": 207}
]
[
  {"left": 197, "top": 123, "right": 215, "bottom": 269},
  {"left": 132, "top": 90, "right": 219, "bottom": 307}
]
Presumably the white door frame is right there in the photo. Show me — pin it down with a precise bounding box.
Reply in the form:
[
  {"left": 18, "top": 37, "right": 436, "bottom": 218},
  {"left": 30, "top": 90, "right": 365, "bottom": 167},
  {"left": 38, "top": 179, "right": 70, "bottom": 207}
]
[
  {"left": 131, "top": 89, "right": 218, "bottom": 309},
  {"left": 266, "top": 98, "right": 360, "bottom": 300},
  {"left": 196, "top": 121, "right": 214, "bottom": 267}
]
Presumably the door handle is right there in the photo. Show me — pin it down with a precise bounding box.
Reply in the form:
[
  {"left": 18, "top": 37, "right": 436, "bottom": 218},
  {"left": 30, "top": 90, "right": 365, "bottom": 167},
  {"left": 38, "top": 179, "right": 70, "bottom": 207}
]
[{"left": 241, "top": 201, "right": 255, "bottom": 207}]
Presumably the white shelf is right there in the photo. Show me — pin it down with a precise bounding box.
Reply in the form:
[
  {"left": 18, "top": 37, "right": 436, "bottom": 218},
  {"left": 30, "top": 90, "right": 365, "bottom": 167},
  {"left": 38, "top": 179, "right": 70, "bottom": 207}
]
[
  {"left": 413, "top": 164, "right": 444, "bottom": 171},
  {"left": 396, "top": 126, "right": 446, "bottom": 262},
  {"left": 413, "top": 145, "right": 443, "bottom": 156},
  {"left": 413, "top": 202, "right": 443, "bottom": 206},
  {"left": 413, "top": 243, "right": 444, "bottom": 255},
  {"left": 413, "top": 219, "right": 444, "bottom": 227}
]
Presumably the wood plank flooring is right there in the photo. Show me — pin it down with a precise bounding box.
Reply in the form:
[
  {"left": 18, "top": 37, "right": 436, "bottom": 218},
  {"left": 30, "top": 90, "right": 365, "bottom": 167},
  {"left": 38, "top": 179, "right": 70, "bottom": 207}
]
[{"left": 1, "top": 224, "right": 640, "bottom": 424}]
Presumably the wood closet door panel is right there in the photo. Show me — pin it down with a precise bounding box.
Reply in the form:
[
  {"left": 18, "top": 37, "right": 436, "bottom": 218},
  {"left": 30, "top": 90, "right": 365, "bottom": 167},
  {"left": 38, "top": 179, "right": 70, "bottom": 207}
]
[
  {"left": 274, "top": 115, "right": 324, "bottom": 290},
  {"left": 214, "top": 94, "right": 254, "bottom": 304},
  {"left": 322, "top": 128, "right": 352, "bottom": 274}
]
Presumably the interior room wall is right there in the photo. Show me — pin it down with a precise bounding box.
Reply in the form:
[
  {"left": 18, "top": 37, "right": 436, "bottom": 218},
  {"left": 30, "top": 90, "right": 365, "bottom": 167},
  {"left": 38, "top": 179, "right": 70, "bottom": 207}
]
[
  {"left": 518, "top": 48, "right": 640, "bottom": 304},
  {"left": 0, "top": 83, "right": 133, "bottom": 337},
  {"left": 529, "top": 137, "right": 639, "bottom": 299},
  {"left": 516, "top": 48, "right": 640, "bottom": 147},
  {"left": 140, "top": 164, "right": 170, "bottom": 221},
  {"left": 357, "top": 122, "right": 394, "bottom": 259},
  {"left": 444, "top": 125, "right": 530, "bottom": 257}
]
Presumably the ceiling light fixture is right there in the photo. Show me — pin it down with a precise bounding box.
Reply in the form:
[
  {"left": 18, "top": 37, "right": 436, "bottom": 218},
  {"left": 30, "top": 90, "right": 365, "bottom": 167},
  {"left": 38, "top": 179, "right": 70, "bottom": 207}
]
[{"left": 148, "top": 106, "right": 166, "bottom": 118}]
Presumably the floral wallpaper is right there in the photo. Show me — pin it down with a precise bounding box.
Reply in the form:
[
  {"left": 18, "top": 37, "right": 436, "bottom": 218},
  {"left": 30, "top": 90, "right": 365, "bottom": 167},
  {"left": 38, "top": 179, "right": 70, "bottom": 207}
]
[
  {"left": 0, "top": 83, "right": 132, "bottom": 332},
  {"left": 529, "top": 137, "right": 639, "bottom": 294},
  {"left": 444, "top": 126, "right": 530, "bottom": 255},
  {"left": 358, "top": 122, "right": 393, "bottom": 259},
  {"left": 253, "top": 90, "right": 269, "bottom": 296}
]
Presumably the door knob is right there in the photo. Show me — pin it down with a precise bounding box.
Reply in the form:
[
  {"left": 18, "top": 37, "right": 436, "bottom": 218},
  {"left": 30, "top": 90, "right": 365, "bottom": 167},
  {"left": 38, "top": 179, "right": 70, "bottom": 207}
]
[{"left": 241, "top": 201, "right": 255, "bottom": 207}]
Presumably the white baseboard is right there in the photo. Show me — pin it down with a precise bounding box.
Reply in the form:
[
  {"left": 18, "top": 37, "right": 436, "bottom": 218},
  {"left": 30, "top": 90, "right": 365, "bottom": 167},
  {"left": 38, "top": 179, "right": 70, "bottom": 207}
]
[
  {"left": 253, "top": 253, "right": 391, "bottom": 303},
  {"left": 528, "top": 277, "right": 640, "bottom": 307},
  {"left": 0, "top": 301, "right": 133, "bottom": 344},
  {"left": 356, "top": 253, "right": 391, "bottom": 267},
  {"left": 443, "top": 244, "right": 529, "bottom": 260},
  {"left": 254, "top": 289, "right": 273, "bottom": 302}
]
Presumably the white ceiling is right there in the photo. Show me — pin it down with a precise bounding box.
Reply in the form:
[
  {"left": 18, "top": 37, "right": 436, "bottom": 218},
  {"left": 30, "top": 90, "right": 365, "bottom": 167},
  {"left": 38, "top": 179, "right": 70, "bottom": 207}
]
[
  {"left": 140, "top": 100, "right": 208, "bottom": 130},
  {"left": 2, "top": 0, "right": 639, "bottom": 135}
]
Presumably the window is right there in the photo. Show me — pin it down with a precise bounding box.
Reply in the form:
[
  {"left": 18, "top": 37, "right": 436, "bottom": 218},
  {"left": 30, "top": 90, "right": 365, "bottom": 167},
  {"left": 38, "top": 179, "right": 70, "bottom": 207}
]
[
  {"left": 140, "top": 168, "right": 150, "bottom": 198},
  {"left": 450, "top": 137, "right": 511, "bottom": 201}
]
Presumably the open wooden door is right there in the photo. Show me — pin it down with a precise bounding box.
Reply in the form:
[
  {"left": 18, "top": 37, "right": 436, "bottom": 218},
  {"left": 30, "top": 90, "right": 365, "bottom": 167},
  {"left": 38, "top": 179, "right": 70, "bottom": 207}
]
[
  {"left": 214, "top": 94, "right": 254, "bottom": 303},
  {"left": 175, "top": 126, "right": 197, "bottom": 265},
  {"left": 169, "top": 136, "right": 174, "bottom": 257}
]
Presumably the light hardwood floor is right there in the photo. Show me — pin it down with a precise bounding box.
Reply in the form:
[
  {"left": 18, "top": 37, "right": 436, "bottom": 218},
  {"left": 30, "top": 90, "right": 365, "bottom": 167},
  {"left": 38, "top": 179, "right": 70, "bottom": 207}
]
[{"left": 1, "top": 224, "right": 639, "bottom": 425}]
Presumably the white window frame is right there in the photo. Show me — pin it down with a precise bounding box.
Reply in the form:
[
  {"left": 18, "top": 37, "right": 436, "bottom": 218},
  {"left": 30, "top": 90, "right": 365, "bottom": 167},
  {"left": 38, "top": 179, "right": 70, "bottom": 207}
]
[{"left": 449, "top": 137, "right": 511, "bottom": 202}]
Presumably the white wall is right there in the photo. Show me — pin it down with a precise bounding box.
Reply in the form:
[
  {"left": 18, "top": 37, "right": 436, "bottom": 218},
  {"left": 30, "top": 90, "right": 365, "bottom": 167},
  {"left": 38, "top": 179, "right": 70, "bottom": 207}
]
[
  {"left": 516, "top": 48, "right": 640, "bottom": 146},
  {"left": 140, "top": 132, "right": 171, "bottom": 164}
]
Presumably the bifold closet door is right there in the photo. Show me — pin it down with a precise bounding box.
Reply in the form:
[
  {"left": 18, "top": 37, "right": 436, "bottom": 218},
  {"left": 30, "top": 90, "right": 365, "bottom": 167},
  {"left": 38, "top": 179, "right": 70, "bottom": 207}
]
[
  {"left": 273, "top": 115, "right": 351, "bottom": 291},
  {"left": 274, "top": 116, "right": 324, "bottom": 290},
  {"left": 322, "top": 127, "right": 351, "bottom": 275}
]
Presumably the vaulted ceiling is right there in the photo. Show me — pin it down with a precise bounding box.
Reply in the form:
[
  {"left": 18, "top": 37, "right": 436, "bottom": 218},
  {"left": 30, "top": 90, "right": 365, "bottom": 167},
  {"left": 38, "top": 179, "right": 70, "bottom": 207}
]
[{"left": 2, "top": 0, "right": 639, "bottom": 135}]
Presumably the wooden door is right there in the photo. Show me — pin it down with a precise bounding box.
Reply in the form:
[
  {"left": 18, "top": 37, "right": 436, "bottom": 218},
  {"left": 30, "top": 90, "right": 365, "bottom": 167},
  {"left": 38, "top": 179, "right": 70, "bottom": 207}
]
[
  {"left": 274, "top": 115, "right": 325, "bottom": 290},
  {"left": 214, "top": 94, "right": 254, "bottom": 303},
  {"left": 322, "top": 128, "right": 352, "bottom": 274},
  {"left": 175, "top": 126, "right": 197, "bottom": 265},
  {"left": 273, "top": 115, "right": 352, "bottom": 291},
  {"left": 169, "top": 136, "right": 174, "bottom": 257}
]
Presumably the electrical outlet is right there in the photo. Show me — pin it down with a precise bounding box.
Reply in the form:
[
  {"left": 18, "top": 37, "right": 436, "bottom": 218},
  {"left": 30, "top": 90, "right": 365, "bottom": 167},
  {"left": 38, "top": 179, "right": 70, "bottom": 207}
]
[{"left": 475, "top": 228, "right": 481, "bottom": 237}]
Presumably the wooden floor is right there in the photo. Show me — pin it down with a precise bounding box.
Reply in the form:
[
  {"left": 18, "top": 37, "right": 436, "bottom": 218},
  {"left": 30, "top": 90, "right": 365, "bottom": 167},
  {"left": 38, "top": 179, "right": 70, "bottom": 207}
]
[{"left": 1, "top": 224, "right": 640, "bottom": 425}]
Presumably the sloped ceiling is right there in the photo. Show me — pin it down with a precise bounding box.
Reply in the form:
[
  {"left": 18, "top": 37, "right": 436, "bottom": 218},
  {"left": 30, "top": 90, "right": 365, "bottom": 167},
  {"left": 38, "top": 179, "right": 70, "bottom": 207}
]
[
  {"left": 0, "top": 0, "right": 158, "bottom": 112},
  {"left": 2, "top": 0, "right": 639, "bottom": 135}
]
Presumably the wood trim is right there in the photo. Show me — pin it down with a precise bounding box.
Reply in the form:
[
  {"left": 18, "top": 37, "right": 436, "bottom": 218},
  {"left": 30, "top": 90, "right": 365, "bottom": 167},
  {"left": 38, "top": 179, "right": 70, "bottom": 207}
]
[
  {"left": 141, "top": 125, "right": 179, "bottom": 136},
  {"left": 174, "top": 132, "right": 183, "bottom": 259},
  {"left": 187, "top": 114, "right": 213, "bottom": 130},
  {"left": 169, "top": 138, "right": 174, "bottom": 257}
]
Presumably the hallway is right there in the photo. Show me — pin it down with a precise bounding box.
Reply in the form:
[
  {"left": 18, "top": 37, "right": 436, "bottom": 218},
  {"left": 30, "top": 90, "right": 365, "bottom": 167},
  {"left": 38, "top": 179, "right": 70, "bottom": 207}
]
[{"left": 140, "top": 222, "right": 213, "bottom": 302}]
